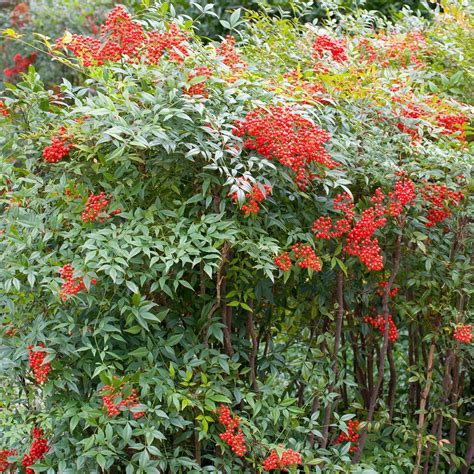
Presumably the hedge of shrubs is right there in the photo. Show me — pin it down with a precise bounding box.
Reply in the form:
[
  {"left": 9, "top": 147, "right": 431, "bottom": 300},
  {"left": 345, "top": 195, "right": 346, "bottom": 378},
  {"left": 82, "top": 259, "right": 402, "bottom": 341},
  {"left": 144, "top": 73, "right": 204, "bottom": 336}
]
[{"left": 0, "top": 1, "right": 472, "bottom": 473}]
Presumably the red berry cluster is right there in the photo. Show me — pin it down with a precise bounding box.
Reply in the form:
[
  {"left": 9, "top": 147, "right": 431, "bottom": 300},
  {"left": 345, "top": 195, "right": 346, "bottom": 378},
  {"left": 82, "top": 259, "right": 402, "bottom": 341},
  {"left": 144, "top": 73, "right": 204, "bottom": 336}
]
[
  {"left": 99, "top": 383, "right": 144, "bottom": 419},
  {"left": 232, "top": 183, "right": 272, "bottom": 216},
  {"left": 0, "top": 100, "right": 9, "bottom": 117},
  {"left": 216, "top": 404, "right": 247, "bottom": 457},
  {"left": 437, "top": 114, "right": 468, "bottom": 142},
  {"left": 292, "top": 244, "right": 322, "bottom": 271},
  {"left": 382, "top": 31, "right": 428, "bottom": 69},
  {"left": 42, "top": 128, "right": 73, "bottom": 163},
  {"left": 344, "top": 191, "right": 387, "bottom": 271},
  {"left": 364, "top": 314, "right": 399, "bottom": 342},
  {"left": 144, "top": 23, "right": 189, "bottom": 64},
  {"left": 312, "top": 33, "right": 348, "bottom": 63},
  {"left": 57, "top": 7, "right": 189, "bottom": 66},
  {"left": 377, "top": 281, "right": 399, "bottom": 298},
  {"left": 387, "top": 175, "right": 416, "bottom": 217},
  {"left": 3, "top": 52, "right": 36, "bottom": 78},
  {"left": 274, "top": 244, "right": 322, "bottom": 273},
  {"left": 186, "top": 67, "right": 213, "bottom": 96},
  {"left": 22, "top": 427, "right": 49, "bottom": 474},
  {"left": 10, "top": 2, "right": 31, "bottom": 27},
  {"left": 2, "top": 323, "right": 17, "bottom": 337},
  {"left": 233, "top": 106, "right": 335, "bottom": 189},
  {"left": 453, "top": 324, "right": 472, "bottom": 344},
  {"left": 0, "top": 449, "right": 16, "bottom": 472},
  {"left": 216, "top": 35, "right": 247, "bottom": 75},
  {"left": 59, "top": 264, "right": 86, "bottom": 300},
  {"left": 335, "top": 419, "right": 360, "bottom": 454},
  {"left": 313, "top": 177, "right": 415, "bottom": 271},
  {"left": 358, "top": 32, "right": 428, "bottom": 69},
  {"left": 28, "top": 343, "right": 50, "bottom": 384},
  {"left": 82, "top": 192, "right": 121, "bottom": 223},
  {"left": 421, "top": 183, "right": 463, "bottom": 228},
  {"left": 262, "top": 448, "right": 302, "bottom": 472},
  {"left": 312, "top": 192, "right": 355, "bottom": 240},
  {"left": 274, "top": 252, "right": 291, "bottom": 272}
]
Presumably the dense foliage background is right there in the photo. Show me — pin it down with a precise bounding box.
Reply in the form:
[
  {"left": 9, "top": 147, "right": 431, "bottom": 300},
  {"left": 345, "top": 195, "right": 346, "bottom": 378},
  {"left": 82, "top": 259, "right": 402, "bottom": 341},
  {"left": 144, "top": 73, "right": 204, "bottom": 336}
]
[{"left": 0, "top": 0, "right": 472, "bottom": 473}]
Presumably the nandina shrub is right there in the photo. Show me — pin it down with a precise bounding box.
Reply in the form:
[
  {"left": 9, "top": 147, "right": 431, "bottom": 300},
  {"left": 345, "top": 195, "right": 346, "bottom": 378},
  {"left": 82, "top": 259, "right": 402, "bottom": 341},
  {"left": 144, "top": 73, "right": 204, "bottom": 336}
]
[{"left": 0, "top": 2, "right": 473, "bottom": 473}]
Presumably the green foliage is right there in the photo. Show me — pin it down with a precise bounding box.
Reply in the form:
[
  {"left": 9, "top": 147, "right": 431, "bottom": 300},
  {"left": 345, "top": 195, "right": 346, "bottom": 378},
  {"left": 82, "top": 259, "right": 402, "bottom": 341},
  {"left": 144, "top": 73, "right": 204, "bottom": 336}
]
[{"left": 0, "top": 1, "right": 473, "bottom": 473}]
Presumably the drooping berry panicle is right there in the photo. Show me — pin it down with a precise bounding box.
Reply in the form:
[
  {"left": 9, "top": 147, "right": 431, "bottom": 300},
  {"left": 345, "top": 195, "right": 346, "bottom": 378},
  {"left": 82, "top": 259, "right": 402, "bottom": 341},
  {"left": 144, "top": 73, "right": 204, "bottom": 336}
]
[
  {"left": 82, "top": 192, "right": 121, "bottom": 223},
  {"left": 28, "top": 343, "right": 50, "bottom": 384},
  {"left": 274, "top": 244, "right": 322, "bottom": 273},
  {"left": 99, "top": 383, "right": 144, "bottom": 419},
  {"left": 312, "top": 176, "right": 415, "bottom": 271},
  {"left": 185, "top": 67, "right": 213, "bottom": 97},
  {"left": 0, "top": 448, "right": 16, "bottom": 472},
  {"left": 292, "top": 244, "right": 322, "bottom": 271},
  {"left": 262, "top": 448, "right": 302, "bottom": 471},
  {"left": 453, "top": 324, "right": 472, "bottom": 344},
  {"left": 335, "top": 419, "right": 360, "bottom": 454},
  {"left": 437, "top": 113, "right": 468, "bottom": 142},
  {"left": 421, "top": 183, "right": 464, "bottom": 228},
  {"left": 216, "top": 404, "right": 247, "bottom": 457},
  {"left": 59, "top": 264, "right": 89, "bottom": 300},
  {"left": 232, "top": 183, "right": 272, "bottom": 216},
  {"left": 22, "top": 427, "right": 49, "bottom": 474},
  {"left": 363, "top": 314, "right": 399, "bottom": 343},
  {"left": 42, "top": 128, "right": 73, "bottom": 163},
  {"left": 274, "top": 252, "right": 291, "bottom": 273},
  {"left": 56, "top": 6, "right": 189, "bottom": 66},
  {"left": 216, "top": 35, "right": 247, "bottom": 77},
  {"left": 312, "top": 33, "right": 348, "bottom": 63},
  {"left": 233, "top": 106, "right": 335, "bottom": 189}
]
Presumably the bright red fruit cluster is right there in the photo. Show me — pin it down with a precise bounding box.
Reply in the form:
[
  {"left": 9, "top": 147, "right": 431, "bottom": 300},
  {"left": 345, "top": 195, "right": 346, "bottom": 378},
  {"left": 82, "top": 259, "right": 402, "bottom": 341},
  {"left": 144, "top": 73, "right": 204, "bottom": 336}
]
[
  {"left": 186, "top": 67, "right": 213, "bottom": 96},
  {"left": 216, "top": 404, "right": 247, "bottom": 457},
  {"left": 292, "top": 244, "right": 322, "bottom": 271},
  {"left": 3, "top": 52, "right": 37, "bottom": 78},
  {"left": 344, "top": 192, "right": 387, "bottom": 271},
  {"left": 233, "top": 106, "right": 335, "bottom": 189},
  {"left": 42, "top": 128, "right": 73, "bottom": 163},
  {"left": 99, "top": 384, "right": 144, "bottom": 419},
  {"left": 0, "top": 449, "right": 16, "bottom": 472},
  {"left": 275, "top": 244, "right": 322, "bottom": 273},
  {"left": 28, "top": 343, "right": 50, "bottom": 384},
  {"left": 453, "top": 324, "right": 472, "bottom": 344},
  {"left": 388, "top": 175, "right": 416, "bottom": 217},
  {"left": 22, "top": 427, "right": 49, "bottom": 474},
  {"left": 421, "top": 183, "right": 463, "bottom": 228},
  {"left": 59, "top": 264, "right": 87, "bottom": 300},
  {"left": 335, "top": 419, "right": 360, "bottom": 453},
  {"left": 262, "top": 448, "right": 302, "bottom": 471},
  {"left": 82, "top": 192, "right": 121, "bottom": 223},
  {"left": 0, "top": 100, "right": 9, "bottom": 117},
  {"left": 216, "top": 35, "right": 247, "bottom": 76},
  {"left": 437, "top": 114, "right": 468, "bottom": 141},
  {"left": 313, "top": 177, "right": 415, "bottom": 271},
  {"left": 274, "top": 252, "right": 291, "bottom": 272},
  {"left": 232, "top": 183, "right": 272, "bottom": 216},
  {"left": 57, "top": 6, "right": 189, "bottom": 66},
  {"left": 377, "top": 281, "right": 399, "bottom": 298},
  {"left": 364, "top": 314, "right": 399, "bottom": 342},
  {"left": 312, "top": 33, "right": 348, "bottom": 63}
]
